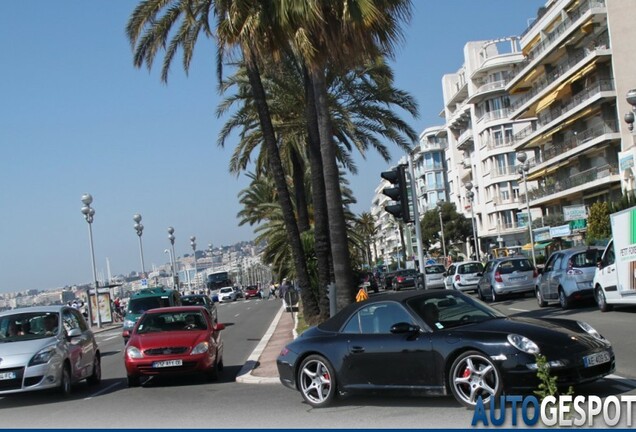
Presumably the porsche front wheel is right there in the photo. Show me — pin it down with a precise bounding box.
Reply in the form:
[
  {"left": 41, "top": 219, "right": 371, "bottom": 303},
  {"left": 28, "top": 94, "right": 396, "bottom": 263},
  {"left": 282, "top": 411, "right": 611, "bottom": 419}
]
[{"left": 298, "top": 355, "right": 337, "bottom": 408}]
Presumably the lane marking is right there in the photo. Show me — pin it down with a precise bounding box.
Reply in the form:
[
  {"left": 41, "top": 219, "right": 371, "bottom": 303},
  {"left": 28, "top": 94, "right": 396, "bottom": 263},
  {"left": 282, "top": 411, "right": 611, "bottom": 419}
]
[
  {"left": 509, "top": 308, "right": 529, "bottom": 312},
  {"left": 234, "top": 314, "right": 240, "bottom": 317}
]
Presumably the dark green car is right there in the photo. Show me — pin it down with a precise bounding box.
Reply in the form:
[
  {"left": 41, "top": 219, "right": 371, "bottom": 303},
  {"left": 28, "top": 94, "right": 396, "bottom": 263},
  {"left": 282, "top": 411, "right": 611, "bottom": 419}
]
[{"left": 122, "top": 287, "right": 181, "bottom": 344}]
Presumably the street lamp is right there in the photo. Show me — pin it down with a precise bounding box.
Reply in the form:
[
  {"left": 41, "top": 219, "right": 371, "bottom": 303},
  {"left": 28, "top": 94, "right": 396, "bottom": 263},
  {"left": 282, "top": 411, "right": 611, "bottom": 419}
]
[
  {"left": 190, "top": 236, "right": 197, "bottom": 291},
  {"left": 494, "top": 203, "right": 503, "bottom": 248},
  {"left": 164, "top": 249, "right": 173, "bottom": 281},
  {"left": 464, "top": 182, "right": 480, "bottom": 261},
  {"left": 168, "top": 226, "right": 178, "bottom": 291},
  {"left": 517, "top": 151, "right": 536, "bottom": 268},
  {"left": 80, "top": 193, "right": 101, "bottom": 329},
  {"left": 437, "top": 201, "right": 447, "bottom": 265},
  {"left": 207, "top": 243, "right": 214, "bottom": 273},
  {"left": 133, "top": 214, "right": 146, "bottom": 277}
]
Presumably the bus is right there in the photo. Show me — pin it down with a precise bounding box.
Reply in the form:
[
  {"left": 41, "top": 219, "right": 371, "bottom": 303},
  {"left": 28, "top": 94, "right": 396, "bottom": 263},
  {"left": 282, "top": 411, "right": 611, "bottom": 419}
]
[{"left": 206, "top": 271, "right": 232, "bottom": 291}]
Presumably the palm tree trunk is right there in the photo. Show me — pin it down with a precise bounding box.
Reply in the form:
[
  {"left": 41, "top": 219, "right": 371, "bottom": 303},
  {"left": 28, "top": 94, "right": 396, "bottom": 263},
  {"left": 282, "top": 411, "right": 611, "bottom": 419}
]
[
  {"left": 290, "top": 149, "right": 310, "bottom": 233},
  {"left": 310, "top": 68, "right": 355, "bottom": 311},
  {"left": 243, "top": 56, "right": 319, "bottom": 319},
  {"left": 303, "top": 66, "right": 332, "bottom": 320}
]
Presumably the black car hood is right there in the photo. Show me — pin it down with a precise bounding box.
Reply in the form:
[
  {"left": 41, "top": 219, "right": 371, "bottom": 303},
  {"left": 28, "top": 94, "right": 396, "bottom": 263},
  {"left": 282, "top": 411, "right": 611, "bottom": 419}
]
[{"left": 455, "top": 317, "right": 609, "bottom": 355}]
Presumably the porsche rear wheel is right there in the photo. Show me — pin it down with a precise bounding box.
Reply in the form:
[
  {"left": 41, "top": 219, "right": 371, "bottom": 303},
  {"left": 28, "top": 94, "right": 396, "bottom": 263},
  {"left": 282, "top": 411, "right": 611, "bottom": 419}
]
[
  {"left": 298, "top": 355, "right": 337, "bottom": 408},
  {"left": 449, "top": 350, "right": 502, "bottom": 408}
]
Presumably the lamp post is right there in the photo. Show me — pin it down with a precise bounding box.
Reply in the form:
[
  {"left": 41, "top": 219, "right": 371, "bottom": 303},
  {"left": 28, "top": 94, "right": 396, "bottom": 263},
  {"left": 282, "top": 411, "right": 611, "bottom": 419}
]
[
  {"left": 437, "top": 201, "right": 447, "bottom": 265},
  {"left": 80, "top": 193, "right": 102, "bottom": 329},
  {"left": 190, "top": 236, "right": 197, "bottom": 291},
  {"left": 168, "top": 227, "right": 178, "bottom": 291},
  {"left": 495, "top": 203, "right": 503, "bottom": 248},
  {"left": 133, "top": 214, "right": 146, "bottom": 277},
  {"left": 164, "top": 249, "right": 173, "bottom": 281},
  {"left": 207, "top": 243, "right": 214, "bottom": 273},
  {"left": 517, "top": 151, "right": 536, "bottom": 268},
  {"left": 464, "top": 182, "right": 480, "bottom": 261}
]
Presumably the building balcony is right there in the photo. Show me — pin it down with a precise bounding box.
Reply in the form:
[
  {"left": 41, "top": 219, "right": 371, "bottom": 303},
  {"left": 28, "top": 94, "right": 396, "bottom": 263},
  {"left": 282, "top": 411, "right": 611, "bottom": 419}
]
[
  {"left": 491, "top": 164, "right": 520, "bottom": 179},
  {"left": 476, "top": 108, "right": 512, "bottom": 124},
  {"left": 456, "top": 128, "right": 474, "bottom": 150},
  {"left": 513, "top": 79, "right": 615, "bottom": 146},
  {"left": 532, "top": 120, "right": 619, "bottom": 167},
  {"left": 522, "top": 164, "right": 617, "bottom": 204},
  {"left": 467, "top": 80, "right": 509, "bottom": 105},
  {"left": 492, "top": 196, "right": 521, "bottom": 206},
  {"left": 508, "top": 0, "right": 606, "bottom": 90},
  {"left": 485, "top": 135, "right": 517, "bottom": 150},
  {"left": 510, "top": 33, "right": 610, "bottom": 116}
]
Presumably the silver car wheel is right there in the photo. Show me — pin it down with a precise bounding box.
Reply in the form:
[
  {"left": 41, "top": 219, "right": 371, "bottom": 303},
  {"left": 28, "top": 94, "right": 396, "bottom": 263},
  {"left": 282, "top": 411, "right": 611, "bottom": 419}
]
[
  {"left": 449, "top": 351, "right": 501, "bottom": 408},
  {"left": 298, "top": 355, "right": 336, "bottom": 408}
]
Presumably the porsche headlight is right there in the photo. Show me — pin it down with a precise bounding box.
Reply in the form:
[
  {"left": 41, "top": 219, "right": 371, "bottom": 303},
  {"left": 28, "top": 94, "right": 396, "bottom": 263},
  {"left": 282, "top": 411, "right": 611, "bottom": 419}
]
[
  {"left": 191, "top": 342, "right": 209, "bottom": 355},
  {"left": 29, "top": 346, "right": 56, "bottom": 366},
  {"left": 126, "top": 346, "right": 144, "bottom": 359},
  {"left": 507, "top": 334, "right": 540, "bottom": 354},
  {"left": 577, "top": 321, "right": 604, "bottom": 340}
]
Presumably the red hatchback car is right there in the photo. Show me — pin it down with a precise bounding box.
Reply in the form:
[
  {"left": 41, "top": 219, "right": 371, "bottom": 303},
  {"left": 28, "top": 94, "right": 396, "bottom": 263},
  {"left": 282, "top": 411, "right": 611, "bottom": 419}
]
[{"left": 124, "top": 306, "right": 225, "bottom": 387}]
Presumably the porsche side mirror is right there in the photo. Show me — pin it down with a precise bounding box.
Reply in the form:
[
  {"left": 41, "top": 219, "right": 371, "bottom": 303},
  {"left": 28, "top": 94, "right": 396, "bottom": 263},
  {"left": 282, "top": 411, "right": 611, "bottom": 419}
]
[{"left": 390, "top": 322, "right": 420, "bottom": 334}]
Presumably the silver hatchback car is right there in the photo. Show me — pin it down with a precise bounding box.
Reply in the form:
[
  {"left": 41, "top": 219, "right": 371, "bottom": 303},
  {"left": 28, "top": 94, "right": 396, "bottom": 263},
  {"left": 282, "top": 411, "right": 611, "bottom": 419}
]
[
  {"left": 477, "top": 257, "right": 537, "bottom": 302},
  {"left": 0, "top": 305, "right": 101, "bottom": 396},
  {"left": 536, "top": 246, "right": 603, "bottom": 309}
]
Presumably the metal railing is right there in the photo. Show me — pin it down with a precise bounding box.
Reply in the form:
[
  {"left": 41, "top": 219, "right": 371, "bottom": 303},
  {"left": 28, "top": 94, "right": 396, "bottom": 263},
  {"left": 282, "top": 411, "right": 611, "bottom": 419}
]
[
  {"left": 486, "top": 135, "right": 516, "bottom": 150},
  {"left": 523, "top": 164, "right": 616, "bottom": 202},
  {"left": 535, "top": 121, "right": 619, "bottom": 164},
  {"left": 491, "top": 164, "right": 520, "bottom": 179},
  {"left": 511, "top": 0, "right": 605, "bottom": 83},
  {"left": 477, "top": 108, "right": 512, "bottom": 124},
  {"left": 474, "top": 80, "right": 508, "bottom": 95},
  {"left": 536, "top": 79, "right": 614, "bottom": 127},
  {"left": 510, "top": 32, "right": 609, "bottom": 113}
]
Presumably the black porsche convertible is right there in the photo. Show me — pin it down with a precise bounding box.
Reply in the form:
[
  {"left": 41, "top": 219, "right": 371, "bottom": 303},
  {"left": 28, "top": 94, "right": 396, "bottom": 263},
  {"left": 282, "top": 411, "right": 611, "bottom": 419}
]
[{"left": 276, "top": 290, "right": 614, "bottom": 408}]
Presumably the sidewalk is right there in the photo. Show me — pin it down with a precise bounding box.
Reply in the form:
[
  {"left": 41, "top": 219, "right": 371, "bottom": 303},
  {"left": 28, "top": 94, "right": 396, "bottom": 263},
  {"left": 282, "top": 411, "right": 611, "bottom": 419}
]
[{"left": 236, "top": 304, "right": 297, "bottom": 384}]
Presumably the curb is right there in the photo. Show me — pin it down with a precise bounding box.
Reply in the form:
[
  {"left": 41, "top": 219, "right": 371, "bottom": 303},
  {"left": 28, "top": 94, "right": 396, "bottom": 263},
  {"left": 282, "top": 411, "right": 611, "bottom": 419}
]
[{"left": 236, "top": 304, "right": 297, "bottom": 384}]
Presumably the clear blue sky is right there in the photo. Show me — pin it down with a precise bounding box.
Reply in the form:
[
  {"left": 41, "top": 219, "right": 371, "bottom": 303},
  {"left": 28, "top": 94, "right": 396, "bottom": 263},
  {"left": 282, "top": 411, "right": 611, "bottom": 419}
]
[{"left": 0, "top": 0, "right": 545, "bottom": 293}]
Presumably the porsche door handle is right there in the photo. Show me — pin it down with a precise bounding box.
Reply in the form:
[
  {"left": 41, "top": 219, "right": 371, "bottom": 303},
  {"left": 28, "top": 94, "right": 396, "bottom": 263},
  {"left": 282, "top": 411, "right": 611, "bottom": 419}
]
[{"left": 350, "top": 346, "right": 365, "bottom": 354}]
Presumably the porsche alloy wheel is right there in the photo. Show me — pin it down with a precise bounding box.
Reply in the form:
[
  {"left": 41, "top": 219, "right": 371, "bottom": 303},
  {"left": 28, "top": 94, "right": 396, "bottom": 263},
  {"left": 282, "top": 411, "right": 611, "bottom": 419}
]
[
  {"left": 298, "top": 355, "right": 337, "bottom": 408},
  {"left": 449, "top": 351, "right": 502, "bottom": 408}
]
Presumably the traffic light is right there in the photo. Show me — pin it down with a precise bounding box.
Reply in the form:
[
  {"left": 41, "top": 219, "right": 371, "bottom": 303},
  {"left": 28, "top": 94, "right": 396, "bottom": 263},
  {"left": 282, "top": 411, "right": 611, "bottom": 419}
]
[{"left": 380, "top": 164, "right": 412, "bottom": 223}]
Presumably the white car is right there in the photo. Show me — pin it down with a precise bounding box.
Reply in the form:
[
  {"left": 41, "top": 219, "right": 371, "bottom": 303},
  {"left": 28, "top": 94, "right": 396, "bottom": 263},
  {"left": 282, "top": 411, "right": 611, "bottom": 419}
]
[
  {"left": 218, "top": 286, "right": 237, "bottom": 302},
  {"left": 444, "top": 261, "right": 484, "bottom": 292},
  {"left": 0, "top": 305, "right": 101, "bottom": 396}
]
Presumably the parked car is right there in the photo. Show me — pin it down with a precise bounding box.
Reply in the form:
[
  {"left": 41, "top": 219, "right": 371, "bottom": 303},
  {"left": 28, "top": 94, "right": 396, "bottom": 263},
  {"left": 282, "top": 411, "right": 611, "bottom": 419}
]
[
  {"left": 244, "top": 285, "right": 262, "bottom": 299},
  {"left": 357, "top": 271, "right": 379, "bottom": 293},
  {"left": 536, "top": 246, "right": 603, "bottom": 309},
  {"left": 233, "top": 286, "right": 245, "bottom": 300},
  {"left": 218, "top": 286, "right": 237, "bottom": 302},
  {"left": 381, "top": 271, "right": 396, "bottom": 290},
  {"left": 0, "top": 305, "right": 101, "bottom": 396},
  {"left": 276, "top": 290, "right": 614, "bottom": 408},
  {"left": 124, "top": 306, "right": 225, "bottom": 387},
  {"left": 181, "top": 294, "right": 218, "bottom": 323},
  {"left": 391, "top": 269, "right": 419, "bottom": 290},
  {"left": 122, "top": 286, "right": 181, "bottom": 344},
  {"left": 444, "top": 261, "right": 483, "bottom": 292},
  {"left": 477, "top": 257, "right": 537, "bottom": 302},
  {"left": 422, "top": 264, "right": 446, "bottom": 289}
]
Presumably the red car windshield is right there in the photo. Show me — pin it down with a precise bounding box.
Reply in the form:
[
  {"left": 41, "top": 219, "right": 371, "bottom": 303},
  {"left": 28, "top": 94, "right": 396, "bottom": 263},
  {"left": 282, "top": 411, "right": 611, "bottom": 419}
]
[{"left": 136, "top": 312, "right": 208, "bottom": 333}]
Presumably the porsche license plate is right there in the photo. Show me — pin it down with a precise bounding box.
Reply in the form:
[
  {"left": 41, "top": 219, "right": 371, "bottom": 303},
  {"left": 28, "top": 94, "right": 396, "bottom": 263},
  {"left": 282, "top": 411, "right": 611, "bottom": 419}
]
[
  {"left": 583, "top": 351, "right": 610, "bottom": 368},
  {"left": 152, "top": 360, "right": 183, "bottom": 368},
  {"left": 0, "top": 372, "right": 16, "bottom": 380}
]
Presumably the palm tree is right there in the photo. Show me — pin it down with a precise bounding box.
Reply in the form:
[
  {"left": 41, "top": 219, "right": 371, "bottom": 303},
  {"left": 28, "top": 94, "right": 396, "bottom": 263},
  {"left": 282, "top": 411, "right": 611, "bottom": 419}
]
[
  {"left": 284, "top": 0, "right": 415, "bottom": 310},
  {"left": 356, "top": 212, "right": 377, "bottom": 267},
  {"left": 126, "top": 0, "right": 315, "bottom": 316}
]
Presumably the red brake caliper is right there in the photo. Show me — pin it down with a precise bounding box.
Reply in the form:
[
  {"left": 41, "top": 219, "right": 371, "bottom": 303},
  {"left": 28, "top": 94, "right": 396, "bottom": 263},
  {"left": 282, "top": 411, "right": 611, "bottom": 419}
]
[{"left": 461, "top": 367, "right": 471, "bottom": 388}]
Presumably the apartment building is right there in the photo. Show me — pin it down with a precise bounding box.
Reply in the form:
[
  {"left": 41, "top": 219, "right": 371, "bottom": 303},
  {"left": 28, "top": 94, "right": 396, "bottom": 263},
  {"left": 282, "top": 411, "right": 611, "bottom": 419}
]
[{"left": 371, "top": 0, "right": 636, "bottom": 261}]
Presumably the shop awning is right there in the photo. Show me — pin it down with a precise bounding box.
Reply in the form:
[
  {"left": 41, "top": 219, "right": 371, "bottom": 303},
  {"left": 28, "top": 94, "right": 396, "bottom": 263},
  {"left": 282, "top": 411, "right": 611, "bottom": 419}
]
[{"left": 522, "top": 241, "right": 552, "bottom": 251}]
